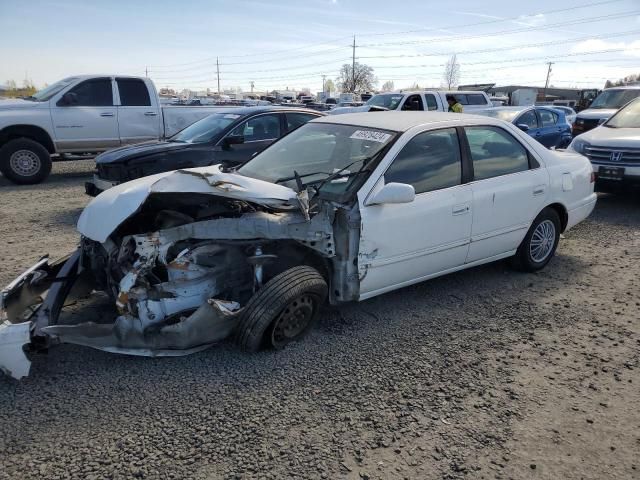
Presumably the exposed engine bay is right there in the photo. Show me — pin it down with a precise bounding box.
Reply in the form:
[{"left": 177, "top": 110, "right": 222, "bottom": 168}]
[{"left": 0, "top": 167, "right": 363, "bottom": 379}]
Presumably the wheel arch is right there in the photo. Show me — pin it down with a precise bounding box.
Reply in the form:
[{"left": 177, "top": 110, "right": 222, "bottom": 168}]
[
  {"left": 545, "top": 202, "right": 569, "bottom": 232},
  {"left": 265, "top": 241, "right": 332, "bottom": 285},
  {"left": 0, "top": 125, "right": 55, "bottom": 153}
]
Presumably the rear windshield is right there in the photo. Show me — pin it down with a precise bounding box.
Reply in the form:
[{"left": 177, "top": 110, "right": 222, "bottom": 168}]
[{"left": 170, "top": 113, "right": 241, "bottom": 143}]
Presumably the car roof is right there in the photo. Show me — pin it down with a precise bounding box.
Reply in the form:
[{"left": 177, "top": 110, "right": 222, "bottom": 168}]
[{"left": 310, "top": 111, "right": 502, "bottom": 132}]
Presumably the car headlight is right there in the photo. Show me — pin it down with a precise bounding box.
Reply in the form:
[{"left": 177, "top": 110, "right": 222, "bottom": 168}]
[{"left": 569, "top": 137, "right": 589, "bottom": 154}]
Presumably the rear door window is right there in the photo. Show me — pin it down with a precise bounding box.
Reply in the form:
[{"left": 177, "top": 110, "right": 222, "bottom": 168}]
[
  {"left": 467, "top": 94, "right": 488, "bottom": 105},
  {"left": 465, "top": 126, "right": 530, "bottom": 181},
  {"left": 116, "top": 78, "right": 151, "bottom": 106}
]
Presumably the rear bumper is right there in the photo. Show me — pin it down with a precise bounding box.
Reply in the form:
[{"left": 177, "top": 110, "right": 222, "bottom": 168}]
[{"left": 566, "top": 193, "right": 597, "bottom": 231}]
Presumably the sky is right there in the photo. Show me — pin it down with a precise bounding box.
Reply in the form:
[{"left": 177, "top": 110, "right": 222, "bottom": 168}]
[{"left": 1, "top": 0, "right": 639, "bottom": 94}]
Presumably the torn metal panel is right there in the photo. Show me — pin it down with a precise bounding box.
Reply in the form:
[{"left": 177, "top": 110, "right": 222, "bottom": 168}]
[
  {"left": 42, "top": 299, "right": 241, "bottom": 355},
  {"left": 127, "top": 208, "right": 335, "bottom": 259},
  {"left": 77, "top": 166, "right": 300, "bottom": 243}
]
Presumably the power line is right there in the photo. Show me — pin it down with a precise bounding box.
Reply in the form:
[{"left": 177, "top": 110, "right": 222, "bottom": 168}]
[
  {"left": 360, "top": 29, "right": 640, "bottom": 60},
  {"left": 144, "top": 0, "right": 624, "bottom": 70},
  {"left": 358, "top": 10, "right": 639, "bottom": 48}
]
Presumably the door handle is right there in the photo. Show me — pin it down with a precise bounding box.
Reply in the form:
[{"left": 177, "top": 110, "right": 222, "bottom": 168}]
[
  {"left": 144, "top": 111, "right": 158, "bottom": 116},
  {"left": 100, "top": 112, "right": 114, "bottom": 117},
  {"left": 452, "top": 203, "right": 470, "bottom": 215}
]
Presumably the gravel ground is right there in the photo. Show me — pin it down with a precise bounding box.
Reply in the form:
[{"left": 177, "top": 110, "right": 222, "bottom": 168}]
[{"left": 0, "top": 162, "right": 638, "bottom": 480}]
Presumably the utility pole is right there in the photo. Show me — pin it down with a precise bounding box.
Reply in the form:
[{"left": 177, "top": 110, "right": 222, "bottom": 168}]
[
  {"left": 351, "top": 35, "right": 356, "bottom": 93},
  {"left": 543, "top": 62, "right": 554, "bottom": 102},
  {"left": 322, "top": 74, "right": 327, "bottom": 95},
  {"left": 145, "top": 66, "right": 148, "bottom": 78},
  {"left": 250, "top": 81, "right": 254, "bottom": 93},
  {"left": 216, "top": 57, "right": 221, "bottom": 95}
]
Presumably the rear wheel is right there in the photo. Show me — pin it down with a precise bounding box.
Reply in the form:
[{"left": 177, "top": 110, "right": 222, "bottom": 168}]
[
  {"left": 0, "top": 138, "right": 52, "bottom": 184},
  {"left": 511, "top": 207, "right": 561, "bottom": 272},
  {"left": 234, "top": 266, "right": 327, "bottom": 352}
]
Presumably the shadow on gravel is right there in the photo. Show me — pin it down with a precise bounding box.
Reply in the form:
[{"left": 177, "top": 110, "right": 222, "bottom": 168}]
[
  {"left": 0, "top": 161, "right": 94, "bottom": 189},
  {"left": 48, "top": 207, "right": 85, "bottom": 226},
  {"left": 591, "top": 192, "right": 640, "bottom": 227}
]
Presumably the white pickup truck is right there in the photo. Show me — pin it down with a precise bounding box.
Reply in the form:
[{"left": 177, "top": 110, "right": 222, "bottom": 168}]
[
  {"left": 0, "top": 75, "right": 227, "bottom": 184},
  {"left": 329, "top": 90, "right": 493, "bottom": 115}
]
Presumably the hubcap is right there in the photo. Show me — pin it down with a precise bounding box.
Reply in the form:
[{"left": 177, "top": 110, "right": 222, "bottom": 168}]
[
  {"left": 9, "top": 150, "right": 41, "bottom": 176},
  {"left": 530, "top": 219, "right": 556, "bottom": 262},
  {"left": 271, "top": 294, "right": 316, "bottom": 347}
]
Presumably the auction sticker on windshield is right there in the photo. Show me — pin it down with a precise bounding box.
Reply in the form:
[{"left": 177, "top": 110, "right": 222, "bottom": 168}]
[{"left": 350, "top": 130, "right": 392, "bottom": 143}]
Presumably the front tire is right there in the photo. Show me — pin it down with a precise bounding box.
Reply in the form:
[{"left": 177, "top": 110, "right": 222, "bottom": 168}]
[
  {"left": 0, "top": 138, "right": 52, "bottom": 185},
  {"left": 234, "top": 266, "right": 328, "bottom": 352},
  {"left": 511, "top": 207, "right": 561, "bottom": 272}
]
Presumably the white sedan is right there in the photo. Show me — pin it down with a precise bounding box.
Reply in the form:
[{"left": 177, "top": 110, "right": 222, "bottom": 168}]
[
  {"left": 568, "top": 97, "right": 640, "bottom": 191},
  {"left": 0, "top": 112, "right": 597, "bottom": 379}
]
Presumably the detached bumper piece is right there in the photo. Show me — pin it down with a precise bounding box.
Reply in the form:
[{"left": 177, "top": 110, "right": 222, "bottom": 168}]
[{"left": 0, "top": 252, "right": 81, "bottom": 379}]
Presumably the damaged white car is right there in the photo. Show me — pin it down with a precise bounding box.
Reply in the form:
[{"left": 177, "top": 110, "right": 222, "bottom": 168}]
[{"left": 0, "top": 112, "right": 597, "bottom": 379}]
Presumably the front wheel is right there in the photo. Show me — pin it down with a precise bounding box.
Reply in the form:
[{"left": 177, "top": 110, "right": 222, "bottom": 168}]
[
  {"left": 0, "top": 138, "right": 52, "bottom": 184},
  {"left": 511, "top": 207, "right": 561, "bottom": 272},
  {"left": 234, "top": 266, "right": 328, "bottom": 352}
]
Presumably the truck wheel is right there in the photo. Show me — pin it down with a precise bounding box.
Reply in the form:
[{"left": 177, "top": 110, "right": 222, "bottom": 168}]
[
  {"left": 0, "top": 138, "right": 52, "bottom": 184},
  {"left": 511, "top": 207, "right": 561, "bottom": 272},
  {"left": 235, "top": 266, "right": 328, "bottom": 352}
]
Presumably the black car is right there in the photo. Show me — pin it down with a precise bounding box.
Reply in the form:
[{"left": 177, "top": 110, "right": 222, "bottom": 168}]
[{"left": 85, "top": 106, "right": 324, "bottom": 196}]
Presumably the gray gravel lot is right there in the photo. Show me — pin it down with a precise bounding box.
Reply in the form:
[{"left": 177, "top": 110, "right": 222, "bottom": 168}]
[{"left": 0, "top": 162, "right": 638, "bottom": 480}]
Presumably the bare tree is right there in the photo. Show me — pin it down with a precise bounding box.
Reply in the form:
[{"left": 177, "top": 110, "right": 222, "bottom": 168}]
[
  {"left": 443, "top": 54, "right": 460, "bottom": 90},
  {"left": 337, "top": 62, "right": 377, "bottom": 93},
  {"left": 381, "top": 80, "right": 395, "bottom": 92}
]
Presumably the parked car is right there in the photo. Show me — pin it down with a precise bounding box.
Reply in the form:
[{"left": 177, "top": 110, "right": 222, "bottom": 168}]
[
  {"left": 0, "top": 75, "right": 230, "bottom": 184},
  {"left": 86, "top": 107, "right": 324, "bottom": 196},
  {"left": 330, "top": 90, "right": 493, "bottom": 115},
  {"left": 568, "top": 97, "right": 640, "bottom": 192},
  {"left": 472, "top": 106, "right": 573, "bottom": 148},
  {"left": 0, "top": 111, "right": 596, "bottom": 379},
  {"left": 552, "top": 106, "right": 577, "bottom": 125},
  {"left": 572, "top": 86, "right": 640, "bottom": 135}
]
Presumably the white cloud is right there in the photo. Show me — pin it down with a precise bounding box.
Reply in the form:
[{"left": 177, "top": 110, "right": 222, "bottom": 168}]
[{"left": 570, "top": 39, "right": 640, "bottom": 57}]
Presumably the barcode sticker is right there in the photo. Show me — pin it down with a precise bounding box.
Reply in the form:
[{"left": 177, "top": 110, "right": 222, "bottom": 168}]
[{"left": 350, "top": 130, "right": 391, "bottom": 143}]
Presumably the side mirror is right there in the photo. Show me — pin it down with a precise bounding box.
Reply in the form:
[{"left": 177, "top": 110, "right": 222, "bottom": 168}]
[
  {"left": 58, "top": 92, "right": 78, "bottom": 106},
  {"left": 222, "top": 135, "right": 244, "bottom": 149},
  {"left": 367, "top": 182, "right": 415, "bottom": 206},
  {"left": 516, "top": 123, "right": 530, "bottom": 132},
  {"left": 597, "top": 118, "right": 607, "bottom": 125}
]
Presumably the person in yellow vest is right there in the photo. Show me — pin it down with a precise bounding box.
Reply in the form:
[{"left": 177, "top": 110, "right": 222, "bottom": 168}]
[{"left": 446, "top": 95, "right": 463, "bottom": 113}]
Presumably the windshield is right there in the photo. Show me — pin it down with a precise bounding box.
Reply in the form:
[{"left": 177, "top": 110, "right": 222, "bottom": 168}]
[
  {"left": 589, "top": 89, "right": 640, "bottom": 109},
  {"left": 171, "top": 113, "right": 241, "bottom": 143},
  {"left": 473, "top": 109, "right": 520, "bottom": 122},
  {"left": 605, "top": 98, "right": 640, "bottom": 128},
  {"left": 366, "top": 93, "right": 404, "bottom": 110},
  {"left": 28, "top": 77, "right": 79, "bottom": 102},
  {"left": 238, "top": 122, "right": 397, "bottom": 196}
]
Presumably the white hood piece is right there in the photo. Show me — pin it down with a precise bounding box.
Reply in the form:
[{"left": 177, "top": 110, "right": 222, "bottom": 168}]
[
  {"left": 577, "top": 126, "right": 640, "bottom": 148},
  {"left": 0, "top": 98, "right": 44, "bottom": 111},
  {"left": 77, "top": 165, "right": 298, "bottom": 242}
]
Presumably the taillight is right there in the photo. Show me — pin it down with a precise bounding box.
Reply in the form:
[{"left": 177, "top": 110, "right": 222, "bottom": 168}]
[{"left": 590, "top": 172, "right": 596, "bottom": 183}]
